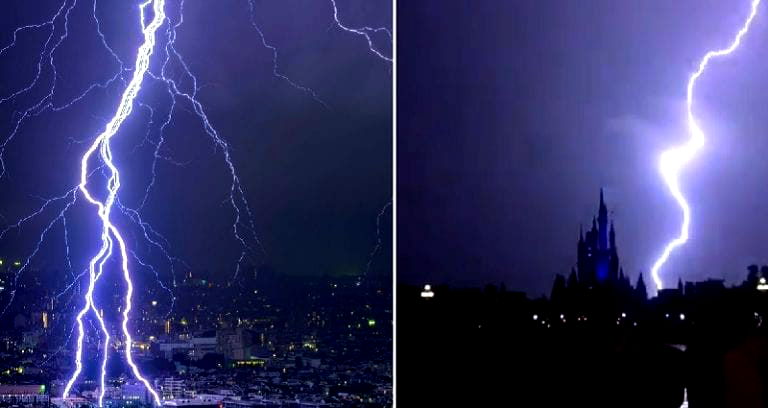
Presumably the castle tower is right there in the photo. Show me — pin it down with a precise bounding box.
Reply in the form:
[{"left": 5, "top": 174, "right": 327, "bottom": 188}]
[
  {"left": 575, "top": 190, "right": 621, "bottom": 286},
  {"left": 598, "top": 188, "right": 609, "bottom": 250}
]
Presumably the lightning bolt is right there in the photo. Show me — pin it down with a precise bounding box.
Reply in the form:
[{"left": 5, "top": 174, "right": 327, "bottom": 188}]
[
  {"left": 244, "top": 0, "right": 392, "bottom": 108},
  {"left": 650, "top": 0, "right": 761, "bottom": 292},
  {"left": 62, "top": 0, "right": 165, "bottom": 405},
  {"left": 329, "top": 0, "right": 392, "bottom": 62},
  {"left": 0, "top": 0, "right": 390, "bottom": 403},
  {"left": 363, "top": 201, "right": 391, "bottom": 281}
]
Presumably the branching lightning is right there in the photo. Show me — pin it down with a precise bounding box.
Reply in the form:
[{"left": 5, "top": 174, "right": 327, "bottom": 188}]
[
  {"left": 63, "top": 1, "right": 166, "bottom": 404},
  {"left": 364, "top": 201, "right": 391, "bottom": 279},
  {"left": 329, "top": 0, "right": 392, "bottom": 63},
  {"left": 650, "top": 0, "right": 761, "bottom": 292},
  {"left": 243, "top": 0, "right": 392, "bottom": 108}
]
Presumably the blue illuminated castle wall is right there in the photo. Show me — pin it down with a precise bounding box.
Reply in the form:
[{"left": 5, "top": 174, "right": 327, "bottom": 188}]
[{"left": 576, "top": 189, "right": 623, "bottom": 288}]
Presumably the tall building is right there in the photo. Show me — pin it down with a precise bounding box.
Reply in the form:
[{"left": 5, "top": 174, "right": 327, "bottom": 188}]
[
  {"left": 157, "top": 377, "right": 185, "bottom": 400},
  {"left": 576, "top": 189, "right": 622, "bottom": 288},
  {"left": 216, "top": 328, "right": 255, "bottom": 360}
]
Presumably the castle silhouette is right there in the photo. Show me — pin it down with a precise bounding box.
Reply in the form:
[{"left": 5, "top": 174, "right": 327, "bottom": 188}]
[{"left": 551, "top": 190, "right": 647, "bottom": 305}]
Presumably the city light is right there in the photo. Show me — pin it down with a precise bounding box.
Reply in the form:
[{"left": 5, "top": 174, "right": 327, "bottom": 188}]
[
  {"left": 758, "top": 277, "right": 768, "bottom": 291},
  {"left": 420, "top": 284, "right": 434, "bottom": 298}
]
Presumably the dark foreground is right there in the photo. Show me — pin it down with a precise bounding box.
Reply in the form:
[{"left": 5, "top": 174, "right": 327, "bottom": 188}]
[{"left": 397, "top": 283, "right": 768, "bottom": 408}]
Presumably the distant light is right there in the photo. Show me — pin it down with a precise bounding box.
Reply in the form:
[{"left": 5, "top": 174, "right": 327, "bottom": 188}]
[
  {"left": 12, "top": 261, "right": 20, "bottom": 267},
  {"left": 758, "top": 278, "right": 768, "bottom": 291},
  {"left": 560, "top": 314, "right": 564, "bottom": 319},
  {"left": 532, "top": 314, "right": 538, "bottom": 321},
  {"left": 621, "top": 312, "right": 627, "bottom": 318},
  {"left": 420, "top": 284, "right": 434, "bottom": 298},
  {"left": 367, "top": 319, "right": 376, "bottom": 327},
  {"left": 679, "top": 313, "right": 685, "bottom": 321},
  {"left": 151, "top": 300, "right": 158, "bottom": 307},
  {"left": 665, "top": 313, "right": 670, "bottom": 318}
]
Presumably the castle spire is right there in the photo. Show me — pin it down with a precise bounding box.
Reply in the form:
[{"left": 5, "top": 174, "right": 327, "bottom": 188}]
[
  {"left": 600, "top": 188, "right": 605, "bottom": 209},
  {"left": 597, "top": 189, "right": 608, "bottom": 250},
  {"left": 635, "top": 273, "right": 647, "bottom": 300}
]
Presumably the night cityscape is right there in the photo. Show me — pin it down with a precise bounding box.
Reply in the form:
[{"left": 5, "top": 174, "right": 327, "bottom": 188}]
[
  {"left": 0, "top": 0, "right": 391, "bottom": 407},
  {"left": 0, "top": 266, "right": 392, "bottom": 407}
]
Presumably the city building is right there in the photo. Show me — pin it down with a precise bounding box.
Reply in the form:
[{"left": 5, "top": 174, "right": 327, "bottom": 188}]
[
  {"left": 0, "top": 384, "right": 49, "bottom": 406},
  {"left": 123, "top": 381, "right": 153, "bottom": 405},
  {"left": 217, "top": 328, "right": 255, "bottom": 360},
  {"left": 158, "top": 377, "right": 185, "bottom": 400},
  {"left": 163, "top": 396, "right": 220, "bottom": 408}
]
